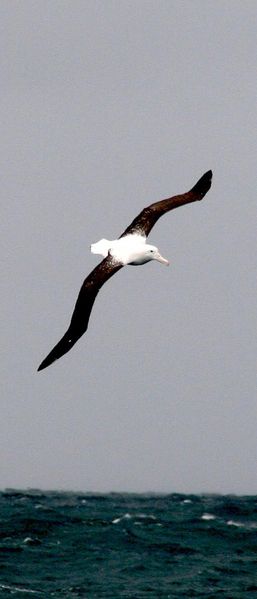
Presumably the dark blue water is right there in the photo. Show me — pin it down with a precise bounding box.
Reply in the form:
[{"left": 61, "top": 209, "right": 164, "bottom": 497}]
[{"left": 0, "top": 490, "right": 257, "bottom": 597}]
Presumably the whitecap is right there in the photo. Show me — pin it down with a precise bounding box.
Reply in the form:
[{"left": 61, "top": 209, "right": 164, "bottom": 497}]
[
  {"left": 201, "top": 513, "right": 216, "bottom": 521},
  {"left": 23, "top": 536, "right": 41, "bottom": 545},
  {"left": 0, "top": 584, "right": 39, "bottom": 594},
  {"left": 112, "top": 512, "right": 132, "bottom": 524},
  {"left": 227, "top": 520, "right": 243, "bottom": 527}
]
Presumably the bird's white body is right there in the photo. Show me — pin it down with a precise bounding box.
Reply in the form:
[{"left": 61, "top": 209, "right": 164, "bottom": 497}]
[{"left": 91, "top": 233, "right": 169, "bottom": 266}]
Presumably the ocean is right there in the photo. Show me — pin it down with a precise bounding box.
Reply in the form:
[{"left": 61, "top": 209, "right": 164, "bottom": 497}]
[{"left": 0, "top": 490, "right": 257, "bottom": 598}]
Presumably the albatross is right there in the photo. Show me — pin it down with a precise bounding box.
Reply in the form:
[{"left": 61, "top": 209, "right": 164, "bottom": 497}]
[{"left": 38, "top": 170, "right": 212, "bottom": 371}]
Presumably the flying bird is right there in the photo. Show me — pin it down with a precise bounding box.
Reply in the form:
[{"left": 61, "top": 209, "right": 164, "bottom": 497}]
[{"left": 38, "top": 170, "right": 212, "bottom": 371}]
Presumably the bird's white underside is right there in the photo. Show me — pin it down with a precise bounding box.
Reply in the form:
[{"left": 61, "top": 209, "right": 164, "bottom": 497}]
[
  {"left": 90, "top": 234, "right": 169, "bottom": 266},
  {"left": 91, "top": 234, "right": 145, "bottom": 264}
]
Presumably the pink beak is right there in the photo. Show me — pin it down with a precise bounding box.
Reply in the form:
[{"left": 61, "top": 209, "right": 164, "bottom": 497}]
[{"left": 155, "top": 252, "right": 169, "bottom": 266}]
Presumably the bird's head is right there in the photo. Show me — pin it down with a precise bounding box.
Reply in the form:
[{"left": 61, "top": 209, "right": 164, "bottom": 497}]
[{"left": 145, "top": 244, "right": 169, "bottom": 265}]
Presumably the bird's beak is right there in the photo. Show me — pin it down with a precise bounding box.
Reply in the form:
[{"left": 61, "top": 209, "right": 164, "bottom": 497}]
[{"left": 155, "top": 252, "right": 169, "bottom": 266}]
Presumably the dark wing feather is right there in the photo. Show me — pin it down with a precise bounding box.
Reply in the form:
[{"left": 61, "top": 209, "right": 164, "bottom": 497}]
[
  {"left": 120, "top": 170, "right": 212, "bottom": 238},
  {"left": 38, "top": 256, "right": 123, "bottom": 371}
]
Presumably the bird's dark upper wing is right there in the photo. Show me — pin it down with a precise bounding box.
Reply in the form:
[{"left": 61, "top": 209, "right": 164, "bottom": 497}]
[
  {"left": 38, "top": 256, "right": 123, "bottom": 371},
  {"left": 120, "top": 170, "right": 212, "bottom": 238}
]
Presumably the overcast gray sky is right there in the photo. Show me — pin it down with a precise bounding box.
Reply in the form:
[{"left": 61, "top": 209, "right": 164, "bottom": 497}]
[{"left": 1, "top": 0, "right": 256, "bottom": 494}]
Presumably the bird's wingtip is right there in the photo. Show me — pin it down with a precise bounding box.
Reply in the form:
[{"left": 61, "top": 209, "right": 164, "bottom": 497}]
[
  {"left": 37, "top": 354, "right": 55, "bottom": 371},
  {"left": 205, "top": 169, "right": 213, "bottom": 180},
  {"left": 191, "top": 169, "right": 213, "bottom": 195},
  {"left": 201, "top": 169, "right": 213, "bottom": 182},
  {"left": 37, "top": 361, "right": 47, "bottom": 372}
]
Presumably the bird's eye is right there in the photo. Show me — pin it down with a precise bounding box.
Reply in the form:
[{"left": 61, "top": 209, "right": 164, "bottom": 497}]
[{"left": 150, "top": 249, "right": 154, "bottom": 253}]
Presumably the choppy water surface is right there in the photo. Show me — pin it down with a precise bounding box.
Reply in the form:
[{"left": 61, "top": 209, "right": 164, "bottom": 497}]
[{"left": 0, "top": 490, "right": 257, "bottom": 597}]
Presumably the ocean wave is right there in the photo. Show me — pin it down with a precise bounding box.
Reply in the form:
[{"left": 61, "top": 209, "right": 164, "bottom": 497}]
[{"left": 1, "top": 491, "right": 257, "bottom": 597}]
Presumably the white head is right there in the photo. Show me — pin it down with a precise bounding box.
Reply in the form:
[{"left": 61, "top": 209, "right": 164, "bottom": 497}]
[
  {"left": 129, "top": 243, "right": 169, "bottom": 266},
  {"left": 145, "top": 244, "right": 169, "bottom": 265}
]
